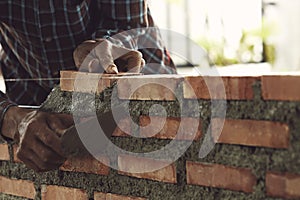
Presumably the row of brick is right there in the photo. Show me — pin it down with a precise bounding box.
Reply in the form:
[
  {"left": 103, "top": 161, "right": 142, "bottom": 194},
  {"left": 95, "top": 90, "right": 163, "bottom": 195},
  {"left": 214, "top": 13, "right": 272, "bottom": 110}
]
[
  {"left": 60, "top": 71, "right": 300, "bottom": 101},
  {"left": 0, "top": 176, "right": 145, "bottom": 200},
  {"left": 1, "top": 162, "right": 300, "bottom": 199},
  {"left": 0, "top": 116, "right": 290, "bottom": 166},
  {"left": 1, "top": 143, "right": 298, "bottom": 198},
  {"left": 1, "top": 115, "right": 290, "bottom": 168},
  {"left": 42, "top": 185, "right": 146, "bottom": 200},
  {"left": 1, "top": 143, "right": 299, "bottom": 198},
  {"left": 114, "top": 116, "right": 289, "bottom": 149}
]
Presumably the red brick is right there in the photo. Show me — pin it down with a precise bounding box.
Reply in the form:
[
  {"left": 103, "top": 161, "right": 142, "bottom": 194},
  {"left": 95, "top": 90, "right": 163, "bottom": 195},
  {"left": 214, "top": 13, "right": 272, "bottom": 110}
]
[
  {"left": 41, "top": 185, "right": 88, "bottom": 200},
  {"left": 262, "top": 75, "right": 300, "bottom": 101},
  {"left": 186, "top": 161, "right": 256, "bottom": 193},
  {"left": 183, "top": 76, "right": 259, "bottom": 100},
  {"left": 118, "top": 155, "right": 177, "bottom": 183},
  {"left": 60, "top": 70, "right": 113, "bottom": 93},
  {"left": 94, "top": 192, "right": 146, "bottom": 200},
  {"left": 60, "top": 155, "right": 110, "bottom": 175},
  {"left": 266, "top": 172, "right": 300, "bottom": 199},
  {"left": 139, "top": 116, "right": 202, "bottom": 140},
  {"left": 60, "top": 70, "right": 141, "bottom": 94},
  {"left": 117, "top": 75, "right": 183, "bottom": 100},
  {"left": 212, "top": 118, "right": 289, "bottom": 149},
  {"left": 0, "top": 176, "right": 36, "bottom": 199},
  {"left": 0, "top": 143, "right": 9, "bottom": 161}
]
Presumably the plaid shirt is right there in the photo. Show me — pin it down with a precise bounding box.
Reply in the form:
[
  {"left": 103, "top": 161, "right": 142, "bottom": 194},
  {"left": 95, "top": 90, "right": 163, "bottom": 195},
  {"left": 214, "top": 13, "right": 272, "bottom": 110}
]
[{"left": 0, "top": 0, "right": 176, "bottom": 108}]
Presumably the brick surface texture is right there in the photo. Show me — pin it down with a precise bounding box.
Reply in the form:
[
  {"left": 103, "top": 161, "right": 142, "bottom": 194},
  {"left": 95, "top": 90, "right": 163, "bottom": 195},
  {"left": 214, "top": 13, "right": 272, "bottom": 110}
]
[
  {"left": 139, "top": 116, "right": 202, "bottom": 140},
  {"left": 1, "top": 73, "right": 296, "bottom": 199},
  {"left": 118, "top": 154, "right": 177, "bottom": 183},
  {"left": 60, "top": 155, "right": 110, "bottom": 175},
  {"left": 212, "top": 118, "right": 289, "bottom": 148},
  {"left": 186, "top": 161, "right": 256, "bottom": 193},
  {"left": 183, "top": 76, "right": 259, "bottom": 100},
  {"left": 94, "top": 192, "right": 146, "bottom": 200},
  {"left": 117, "top": 75, "right": 183, "bottom": 100},
  {"left": 41, "top": 185, "right": 88, "bottom": 200},
  {"left": 0, "top": 143, "right": 9, "bottom": 161},
  {"left": 262, "top": 75, "right": 300, "bottom": 101},
  {"left": 60, "top": 70, "right": 114, "bottom": 94},
  {"left": 0, "top": 176, "right": 36, "bottom": 199},
  {"left": 266, "top": 172, "right": 300, "bottom": 199}
]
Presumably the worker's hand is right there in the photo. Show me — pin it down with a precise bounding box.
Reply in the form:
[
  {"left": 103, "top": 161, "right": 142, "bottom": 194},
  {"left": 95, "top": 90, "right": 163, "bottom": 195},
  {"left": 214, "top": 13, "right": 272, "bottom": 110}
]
[
  {"left": 1, "top": 106, "right": 73, "bottom": 172},
  {"left": 73, "top": 39, "right": 145, "bottom": 73}
]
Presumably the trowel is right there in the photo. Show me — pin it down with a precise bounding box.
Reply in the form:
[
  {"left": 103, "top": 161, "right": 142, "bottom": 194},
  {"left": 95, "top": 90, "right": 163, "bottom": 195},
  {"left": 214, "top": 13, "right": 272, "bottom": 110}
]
[
  {"left": 59, "top": 71, "right": 140, "bottom": 158},
  {"left": 61, "top": 105, "right": 127, "bottom": 158}
]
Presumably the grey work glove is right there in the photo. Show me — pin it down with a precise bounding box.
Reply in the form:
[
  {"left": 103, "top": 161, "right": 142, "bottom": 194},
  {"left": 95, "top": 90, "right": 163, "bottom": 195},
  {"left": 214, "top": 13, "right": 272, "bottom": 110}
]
[
  {"left": 73, "top": 39, "right": 145, "bottom": 73},
  {"left": 1, "top": 106, "right": 74, "bottom": 172}
]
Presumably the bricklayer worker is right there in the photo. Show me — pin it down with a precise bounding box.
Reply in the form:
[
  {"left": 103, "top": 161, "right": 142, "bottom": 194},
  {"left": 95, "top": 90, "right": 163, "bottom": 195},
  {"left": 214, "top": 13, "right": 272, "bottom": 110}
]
[{"left": 0, "top": 0, "right": 176, "bottom": 172}]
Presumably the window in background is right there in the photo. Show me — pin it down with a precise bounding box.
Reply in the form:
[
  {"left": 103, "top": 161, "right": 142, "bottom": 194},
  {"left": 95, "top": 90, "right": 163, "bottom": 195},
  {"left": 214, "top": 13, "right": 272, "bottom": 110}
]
[{"left": 150, "top": 0, "right": 278, "bottom": 67}]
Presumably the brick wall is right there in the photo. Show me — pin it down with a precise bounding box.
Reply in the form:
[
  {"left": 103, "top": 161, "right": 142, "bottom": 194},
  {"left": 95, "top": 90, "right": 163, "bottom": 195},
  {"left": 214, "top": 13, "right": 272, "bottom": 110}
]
[{"left": 1, "top": 71, "right": 300, "bottom": 199}]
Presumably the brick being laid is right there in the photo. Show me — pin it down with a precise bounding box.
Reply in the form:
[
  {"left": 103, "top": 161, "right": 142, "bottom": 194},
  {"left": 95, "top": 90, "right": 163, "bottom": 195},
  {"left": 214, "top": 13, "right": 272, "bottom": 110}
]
[
  {"left": 60, "top": 70, "right": 141, "bottom": 94},
  {"left": 60, "top": 71, "right": 261, "bottom": 101}
]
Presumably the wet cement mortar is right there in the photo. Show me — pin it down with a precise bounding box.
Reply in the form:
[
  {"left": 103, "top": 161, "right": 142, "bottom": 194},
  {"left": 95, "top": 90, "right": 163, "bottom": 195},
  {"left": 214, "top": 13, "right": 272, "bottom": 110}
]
[{"left": 0, "top": 81, "right": 299, "bottom": 199}]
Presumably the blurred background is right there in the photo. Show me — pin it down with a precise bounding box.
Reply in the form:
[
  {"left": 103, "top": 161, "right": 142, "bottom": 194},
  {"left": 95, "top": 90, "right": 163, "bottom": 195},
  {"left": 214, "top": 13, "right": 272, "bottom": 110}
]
[
  {"left": 150, "top": 0, "right": 300, "bottom": 73},
  {"left": 1, "top": 0, "right": 299, "bottom": 85}
]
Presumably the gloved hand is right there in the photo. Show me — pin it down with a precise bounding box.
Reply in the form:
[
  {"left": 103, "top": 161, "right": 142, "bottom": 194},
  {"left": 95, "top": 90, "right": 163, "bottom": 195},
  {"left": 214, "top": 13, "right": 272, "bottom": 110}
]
[
  {"left": 73, "top": 39, "right": 145, "bottom": 73},
  {"left": 1, "top": 106, "right": 73, "bottom": 172}
]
